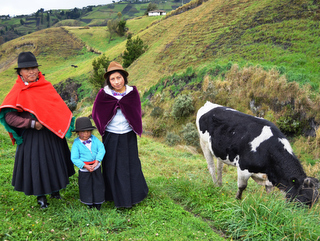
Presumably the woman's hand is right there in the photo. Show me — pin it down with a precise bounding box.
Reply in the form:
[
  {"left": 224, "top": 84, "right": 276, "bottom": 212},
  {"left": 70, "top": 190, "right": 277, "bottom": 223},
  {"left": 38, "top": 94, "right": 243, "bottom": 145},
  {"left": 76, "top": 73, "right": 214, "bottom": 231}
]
[{"left": 35, "top": 121, "right": 43, "bottom": 130}]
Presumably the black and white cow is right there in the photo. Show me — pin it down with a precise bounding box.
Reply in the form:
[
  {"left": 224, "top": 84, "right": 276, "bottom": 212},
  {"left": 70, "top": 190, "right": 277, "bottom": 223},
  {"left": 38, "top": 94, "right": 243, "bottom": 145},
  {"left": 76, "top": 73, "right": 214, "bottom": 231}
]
[{"left": 196, "top": 101, "right": 319, "bottom": 207}]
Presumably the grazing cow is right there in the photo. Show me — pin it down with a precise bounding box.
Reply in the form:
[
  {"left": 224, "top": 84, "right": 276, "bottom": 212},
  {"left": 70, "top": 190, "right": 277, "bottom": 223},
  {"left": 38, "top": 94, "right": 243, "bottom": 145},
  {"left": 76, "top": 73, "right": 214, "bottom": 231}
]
[{"left": 196, "top": 101, "right": 319, "bottom": 207}]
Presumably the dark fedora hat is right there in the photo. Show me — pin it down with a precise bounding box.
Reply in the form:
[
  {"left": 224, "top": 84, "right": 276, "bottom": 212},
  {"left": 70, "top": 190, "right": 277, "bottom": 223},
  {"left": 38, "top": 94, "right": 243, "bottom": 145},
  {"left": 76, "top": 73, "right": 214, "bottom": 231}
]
[
  {"left": 15, "top": 52, "right": 41, "bottom": 69},
  {"left": 73, "top": 117, "right": 97, "bottom": 132},
  {"left": 103, "top": 61, "right": 128, "bottom": 79}
]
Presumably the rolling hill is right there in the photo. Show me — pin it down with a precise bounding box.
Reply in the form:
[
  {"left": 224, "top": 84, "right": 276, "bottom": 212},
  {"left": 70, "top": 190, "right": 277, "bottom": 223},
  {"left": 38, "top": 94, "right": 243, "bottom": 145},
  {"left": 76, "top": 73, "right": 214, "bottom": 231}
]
[
  {"left": 1, "top": 0, "right": 320, "bottom": 239},
  {"left": 0, "top": 0, "right": 190, "bottom": 44}
]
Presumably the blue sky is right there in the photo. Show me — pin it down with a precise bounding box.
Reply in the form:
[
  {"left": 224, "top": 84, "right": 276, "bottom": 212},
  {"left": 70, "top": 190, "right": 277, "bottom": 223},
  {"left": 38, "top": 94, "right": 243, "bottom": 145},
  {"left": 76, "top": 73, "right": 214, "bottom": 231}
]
[{"left": 0, "top": 0, "right": 113, "bottom": 16}]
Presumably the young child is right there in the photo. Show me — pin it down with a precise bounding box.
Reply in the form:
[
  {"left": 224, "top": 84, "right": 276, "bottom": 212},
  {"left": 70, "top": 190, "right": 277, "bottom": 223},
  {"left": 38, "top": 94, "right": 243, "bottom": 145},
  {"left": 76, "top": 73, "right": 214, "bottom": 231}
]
[{"left": 71, "top": 117, "right": 106, "bottom": 210}]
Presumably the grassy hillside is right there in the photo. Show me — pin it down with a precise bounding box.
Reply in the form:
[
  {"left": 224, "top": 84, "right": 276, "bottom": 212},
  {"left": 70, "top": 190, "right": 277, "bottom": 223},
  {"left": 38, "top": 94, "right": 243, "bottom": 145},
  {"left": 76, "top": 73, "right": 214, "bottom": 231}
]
[
  {"left": 81, "top": 1, "right": 182, "bottom": 25},
  {"left": 1, "top": 124, "right": 320, "bottom": 240},
  {"left": 1, "top": 0, "right": 319, "bottom": 95},
  {"left": 127, "top": 0, "right": 320, "bottom": 90},
  {"left": 0, "top": 0, "right": 188, "bottom": 44},
  {"left": 1, "top": 0, "right": 320, "bottom": 238},
  {"left": 0, "top": 0, "right": 319, "bottom": 149}
]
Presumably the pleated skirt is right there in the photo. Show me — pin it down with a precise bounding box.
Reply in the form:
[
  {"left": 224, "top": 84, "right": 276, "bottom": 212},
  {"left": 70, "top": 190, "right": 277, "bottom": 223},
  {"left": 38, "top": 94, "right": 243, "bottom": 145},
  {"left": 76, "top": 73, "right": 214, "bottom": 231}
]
[
  {"left": 78, "top": 166, "right": 105, "bottom": 205},
  {"left": 102, "top": 131, "right": 148, "bottom": 208},
  {"left": 12, "top": 128, "right": 75, "bottom": 196}
]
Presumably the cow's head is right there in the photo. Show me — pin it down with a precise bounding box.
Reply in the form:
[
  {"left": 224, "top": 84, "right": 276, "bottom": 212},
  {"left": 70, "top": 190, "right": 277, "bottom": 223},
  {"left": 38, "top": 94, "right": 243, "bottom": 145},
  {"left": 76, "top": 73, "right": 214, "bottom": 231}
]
[{"left": 286, "top": 177, "right": 319, "bottom": 208}]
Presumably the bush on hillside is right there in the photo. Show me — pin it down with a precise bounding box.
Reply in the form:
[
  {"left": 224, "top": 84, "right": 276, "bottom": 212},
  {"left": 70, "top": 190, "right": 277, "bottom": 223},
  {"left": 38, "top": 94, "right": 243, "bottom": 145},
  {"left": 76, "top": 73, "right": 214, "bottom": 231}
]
[
  {"left": 151, "top": 106, "right": 164, "bottom": 118},
  {"left": 118, "top": 19, "right": 127, "bottom": 36},
  {"left": 276, "top": 105, "right": 303, "bottom": 136},
  {"left": 166, "top": 132, "right": 181, "bottom": 146},
  {"left": 171, "top": 94, "right": 194, "bottom": 119},
  {"left": 180, "top": 123, "right": 199, "bottom": 147},
  {"left": 107, "top": 19, "right": 118, "bottom": 42},
  {"left": 122, "top": 35, "right": 147, "bottom": 68},
  {"left": 152, "top": 123, "right": 166, "bottom": 137},
  {"left": 89, "top": 54, "right": 110, "bottom": 89}
]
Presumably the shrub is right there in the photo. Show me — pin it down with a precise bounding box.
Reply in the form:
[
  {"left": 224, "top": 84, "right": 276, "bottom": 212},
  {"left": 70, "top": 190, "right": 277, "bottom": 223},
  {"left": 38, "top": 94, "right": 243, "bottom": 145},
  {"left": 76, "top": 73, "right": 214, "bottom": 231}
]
[
  {"left": 276, "top": 105, "right": 302, "bottom": 136},
  {"left": 150, "top": 107, "right": 163, "bottom": 118},
  {"left": 166, "top": 132, "right": 181, "bottom": 146},
  {"left": 180, "top": 123, "right": 199, "bottom": 147},
  {"left": 118, "top": 19, "right": 127, "bottom": 36},
  {"left": 276, "top": 115, "right": 301, "bottom": 135},
  {"left": 89, "top": 54, "right": 110, "bottom": 89},
  {"left": 152, "top": 123, "right": 166, "bottom": 137},
  {"left": 122, "top": 35, "right": 147, "bottom": 68},
  {"left": 171, "top": 94, "right": 194, "bottom": 119},
  {"left": 107, "top": 19, "right": 118, "bottom": 42}
]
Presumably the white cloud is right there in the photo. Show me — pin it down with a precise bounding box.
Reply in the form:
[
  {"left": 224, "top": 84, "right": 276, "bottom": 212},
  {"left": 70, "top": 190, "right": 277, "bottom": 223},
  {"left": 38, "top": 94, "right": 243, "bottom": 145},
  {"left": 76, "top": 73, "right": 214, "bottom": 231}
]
[{"left": 0, "top": 0, "right": 113, "bottom": 16}]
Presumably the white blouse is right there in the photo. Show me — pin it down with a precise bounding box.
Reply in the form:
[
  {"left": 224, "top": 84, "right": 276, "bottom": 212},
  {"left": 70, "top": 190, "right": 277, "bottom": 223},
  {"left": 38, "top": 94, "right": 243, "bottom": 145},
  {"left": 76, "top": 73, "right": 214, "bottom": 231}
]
[{"left": 103, "top": 85, "right": 133, "bottom": 134}]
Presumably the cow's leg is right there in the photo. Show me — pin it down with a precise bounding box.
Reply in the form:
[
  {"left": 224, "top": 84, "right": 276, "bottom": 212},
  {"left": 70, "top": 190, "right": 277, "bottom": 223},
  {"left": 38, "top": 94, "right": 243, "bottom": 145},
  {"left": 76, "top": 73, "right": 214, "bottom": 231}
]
[
  {"left": 200, "top": 138, "right": 217, "bottom": 184},
  {"left": 217, "top": 159, "right": 223, "bottom": 186},
  {"left": 251, "top": 173, "right": 274, "bottom": 193},
  {"left": 236, "top": 169, "right": 252, "bottom": 199}
]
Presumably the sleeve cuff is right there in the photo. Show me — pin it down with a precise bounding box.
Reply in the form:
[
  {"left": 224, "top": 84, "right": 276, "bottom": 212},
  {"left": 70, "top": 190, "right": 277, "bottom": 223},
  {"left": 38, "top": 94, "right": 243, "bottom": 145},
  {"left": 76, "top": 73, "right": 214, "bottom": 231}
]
[{"left": 30, "top": 120, "right": 36, "bottom": 128}]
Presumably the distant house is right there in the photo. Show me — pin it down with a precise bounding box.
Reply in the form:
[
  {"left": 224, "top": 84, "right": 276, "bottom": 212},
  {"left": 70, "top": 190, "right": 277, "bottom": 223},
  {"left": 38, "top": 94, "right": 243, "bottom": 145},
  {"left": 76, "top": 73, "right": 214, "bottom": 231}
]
[
  {"left": 0, "top": 15, "right": 11, "bottom": 20},
  {"left": 148, "top": 10, "right": 166, "bottom": 16}
]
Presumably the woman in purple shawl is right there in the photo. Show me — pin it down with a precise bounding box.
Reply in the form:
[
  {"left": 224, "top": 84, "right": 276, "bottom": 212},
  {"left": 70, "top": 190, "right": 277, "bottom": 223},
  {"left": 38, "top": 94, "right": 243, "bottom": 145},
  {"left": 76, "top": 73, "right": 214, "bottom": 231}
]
[{"left": 92, "top": 61, "right": 148, "bottom": 208}]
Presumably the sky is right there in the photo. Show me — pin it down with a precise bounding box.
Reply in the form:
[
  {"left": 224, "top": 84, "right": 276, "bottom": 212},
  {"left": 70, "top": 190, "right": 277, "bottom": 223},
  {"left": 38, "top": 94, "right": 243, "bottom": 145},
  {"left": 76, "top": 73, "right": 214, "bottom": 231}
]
[{"left": 0, "top": 0, "right": 114, "bottom": 16}]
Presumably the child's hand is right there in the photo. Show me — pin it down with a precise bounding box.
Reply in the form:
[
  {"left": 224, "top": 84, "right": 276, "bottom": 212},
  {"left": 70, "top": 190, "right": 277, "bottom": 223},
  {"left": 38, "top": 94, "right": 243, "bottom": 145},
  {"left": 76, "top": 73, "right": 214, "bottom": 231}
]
[
  {"left": 91, "top": 160, "right": 99, "bottom": 169},
  {"left": 84, "top": 164, "right": 94, "bottom": 172}
]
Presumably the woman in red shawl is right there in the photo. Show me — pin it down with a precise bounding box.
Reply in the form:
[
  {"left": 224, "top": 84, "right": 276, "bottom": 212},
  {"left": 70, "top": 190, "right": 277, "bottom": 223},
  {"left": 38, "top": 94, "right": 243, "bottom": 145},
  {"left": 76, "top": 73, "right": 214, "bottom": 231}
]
[
  {"left": 0, "top": 52, "right": 75, "bottom": 208},
  {"left": 92, "top": 61, "right": 148, "bottom": 208}
]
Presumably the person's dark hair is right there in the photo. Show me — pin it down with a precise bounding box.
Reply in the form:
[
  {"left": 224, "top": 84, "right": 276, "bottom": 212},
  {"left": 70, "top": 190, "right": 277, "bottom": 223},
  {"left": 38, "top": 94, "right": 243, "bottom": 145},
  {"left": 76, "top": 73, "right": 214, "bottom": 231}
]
[
  {"left": 16, "top": 67, "right": 39, "bottom": 76},
  {"left": 104, "top": 70, "right": 128, "bottom": 89}
]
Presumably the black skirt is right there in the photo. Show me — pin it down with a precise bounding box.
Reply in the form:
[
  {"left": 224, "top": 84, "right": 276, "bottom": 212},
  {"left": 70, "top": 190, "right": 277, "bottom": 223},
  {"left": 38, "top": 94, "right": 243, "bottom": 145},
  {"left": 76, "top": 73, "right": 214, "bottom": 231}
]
[
  {"left": 102, "top": 131, "right": 148, "bottom": 208},
  {"left": 12, "top": 128, "right": 75, "bottom": 196},
  {"left": 78, "top": 166, "right": 105, "bottom": 205}
]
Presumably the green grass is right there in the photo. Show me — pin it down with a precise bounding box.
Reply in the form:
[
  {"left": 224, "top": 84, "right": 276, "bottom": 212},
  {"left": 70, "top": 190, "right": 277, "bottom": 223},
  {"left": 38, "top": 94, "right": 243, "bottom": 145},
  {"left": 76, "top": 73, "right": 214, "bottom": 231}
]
[
  {"left": 1, "top": 1, "right": 320, "bottom": 238},
  {"left": 1, "top": 125, "right": 320, "bottom": 240},
  {"left": 0, "top": 127, "right": 224, "bottom": 240}
]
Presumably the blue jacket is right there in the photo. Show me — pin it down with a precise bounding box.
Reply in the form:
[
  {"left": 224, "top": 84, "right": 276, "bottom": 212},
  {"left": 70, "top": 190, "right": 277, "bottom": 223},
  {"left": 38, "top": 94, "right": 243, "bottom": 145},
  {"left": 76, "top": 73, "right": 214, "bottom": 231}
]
[{"left": 71, "top": 135, "right": 106, "bottom": 169}]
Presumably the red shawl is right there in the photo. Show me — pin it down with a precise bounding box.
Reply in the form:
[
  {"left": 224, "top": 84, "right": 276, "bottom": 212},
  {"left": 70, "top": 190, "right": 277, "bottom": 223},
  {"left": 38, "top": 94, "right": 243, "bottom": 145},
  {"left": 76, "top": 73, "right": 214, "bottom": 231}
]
[
  {"left": 0, "top": 72, "right": 73, "bottom": 139},
  {"left": 92, "top": 86, "right": 142, "bottom": 137}
]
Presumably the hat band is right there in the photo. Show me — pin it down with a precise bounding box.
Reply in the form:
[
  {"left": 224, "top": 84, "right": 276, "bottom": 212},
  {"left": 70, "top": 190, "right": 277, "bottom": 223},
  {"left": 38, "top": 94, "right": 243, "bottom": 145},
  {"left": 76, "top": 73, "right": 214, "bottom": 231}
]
[{"left": 16, "top": 61, "right": 40, "bottom": 69}]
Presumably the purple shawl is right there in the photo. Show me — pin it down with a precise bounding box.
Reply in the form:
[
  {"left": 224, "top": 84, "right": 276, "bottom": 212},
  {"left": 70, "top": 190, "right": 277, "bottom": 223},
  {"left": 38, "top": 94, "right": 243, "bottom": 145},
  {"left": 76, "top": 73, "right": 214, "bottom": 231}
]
[{"left": 92, "top": 86, "right": 142, "bottom": 137}]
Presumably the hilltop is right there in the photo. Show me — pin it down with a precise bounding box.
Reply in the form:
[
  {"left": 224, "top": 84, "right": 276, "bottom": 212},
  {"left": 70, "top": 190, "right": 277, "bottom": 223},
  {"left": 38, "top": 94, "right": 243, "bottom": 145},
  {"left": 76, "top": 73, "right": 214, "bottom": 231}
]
[{"left": 0, "top": 0, "right": 189, "bottom": 44}]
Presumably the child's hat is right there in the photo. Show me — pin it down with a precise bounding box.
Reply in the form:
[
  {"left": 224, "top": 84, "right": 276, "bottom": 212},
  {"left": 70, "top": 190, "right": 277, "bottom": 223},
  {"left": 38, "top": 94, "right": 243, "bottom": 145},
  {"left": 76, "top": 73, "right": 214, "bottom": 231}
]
[{"left": 73, "top": 117, "right": 96, "bottom": 132}]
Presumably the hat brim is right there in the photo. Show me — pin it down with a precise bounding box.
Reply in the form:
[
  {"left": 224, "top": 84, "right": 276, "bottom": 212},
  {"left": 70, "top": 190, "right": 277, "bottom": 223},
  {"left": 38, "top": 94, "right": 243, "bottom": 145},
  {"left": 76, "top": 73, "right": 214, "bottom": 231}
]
[
  {"left": 15, "top": 63, "right": 41, "bottom": 69},
  {"left": 72, "top": 127, "right": 97, "bottom": 132}
]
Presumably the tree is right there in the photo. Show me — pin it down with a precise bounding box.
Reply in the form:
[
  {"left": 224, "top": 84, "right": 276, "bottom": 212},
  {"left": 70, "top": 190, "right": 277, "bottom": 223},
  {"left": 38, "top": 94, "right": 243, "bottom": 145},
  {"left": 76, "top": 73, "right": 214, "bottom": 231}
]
[
  {"left": 107, "top": 19, "right": 118, "bottom": 42},
  {"left": 145, "top": 3, "right": 158, "bottom": 15},
  {"left": 107, "top": 18, "right": 127, "bottom": 41},
  {"left": 118, "top": 19, "right": 127, "bottom": 36},
  {"left": 122, "top": 35, "right": 147, "bottom": 68},
  {"left": 46, "top": 12, "right": 51, "bottom": 27},
  {"left": 89, "top": 54, "right": 111, "bottom": 89}
]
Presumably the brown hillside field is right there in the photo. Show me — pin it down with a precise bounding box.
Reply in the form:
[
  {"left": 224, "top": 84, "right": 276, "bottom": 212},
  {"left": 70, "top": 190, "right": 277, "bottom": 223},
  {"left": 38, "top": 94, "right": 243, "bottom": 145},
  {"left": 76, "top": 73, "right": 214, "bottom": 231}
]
[{"left": 1, "top": 0, "right": 318, "bottom": 100}]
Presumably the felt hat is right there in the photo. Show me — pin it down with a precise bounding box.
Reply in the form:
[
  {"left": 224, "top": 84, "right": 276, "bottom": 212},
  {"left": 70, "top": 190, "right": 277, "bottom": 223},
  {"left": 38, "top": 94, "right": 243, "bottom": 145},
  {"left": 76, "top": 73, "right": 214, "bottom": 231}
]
[
  {"left": 15, "top": 52, "right": 41, "bottom": 69},
  {"left": 103, "top": 61, "right": 128, "bottom": 79},
  {"left": 73, "top": 117, "right": 97, "bottom": 132}
]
